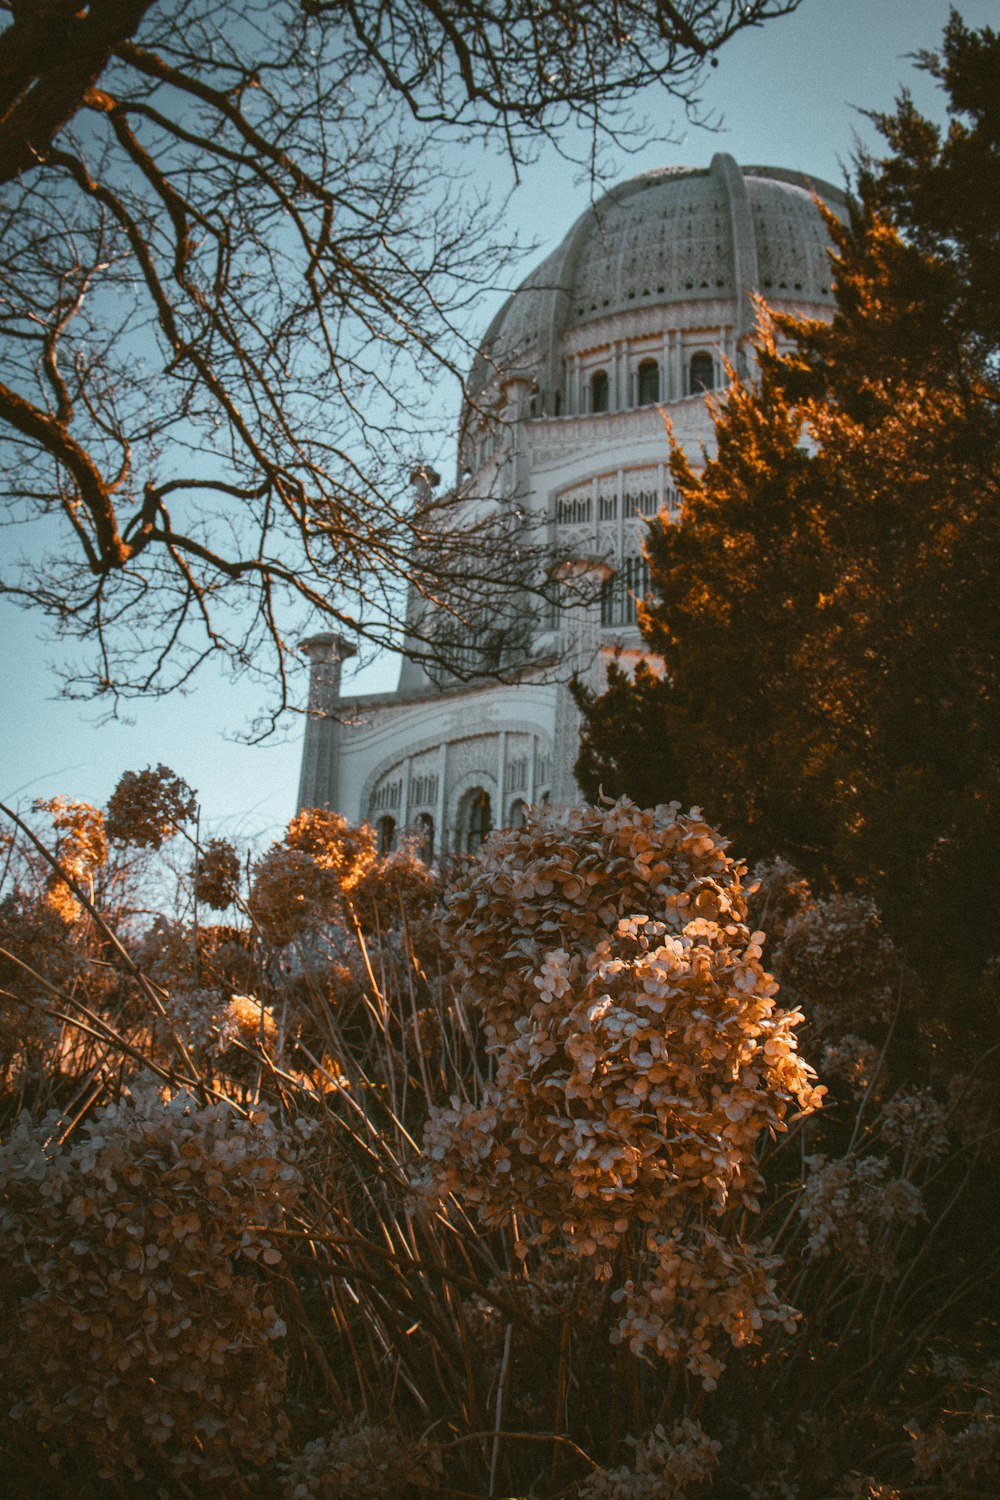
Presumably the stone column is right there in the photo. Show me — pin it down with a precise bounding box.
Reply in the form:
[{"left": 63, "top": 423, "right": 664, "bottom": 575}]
[
  {"left": 671, "top": 329, "right": 683, "bottom": 401},
  {"left": 297, "top": 632, "right": 358, "bottom": 812},
  {"left": 435, "top": 741, "right": 448, "bottom": 856},
  {"left": 550, "top": 556, "right": 613, "bottom": 805},
  {"left": 398, "top": 466, "right": 441, "bottom": 694}
]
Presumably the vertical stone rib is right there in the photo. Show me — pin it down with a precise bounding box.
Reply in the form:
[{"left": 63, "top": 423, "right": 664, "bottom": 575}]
[{"left": 711, "top": 153, "right": 760, "bottom": 362}]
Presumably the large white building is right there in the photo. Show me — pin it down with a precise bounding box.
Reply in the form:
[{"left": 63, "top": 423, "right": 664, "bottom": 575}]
[{"left": 297, "top": 154, "right": 845, "bottom": 855}]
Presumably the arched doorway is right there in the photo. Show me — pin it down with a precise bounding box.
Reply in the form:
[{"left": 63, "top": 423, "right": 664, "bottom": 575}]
[
  {"left": 457, "top": 787, "right": 493, "bottom": 852},
  {"left": 376, "top": 815, "right": 396, "bottom": 855},
  {"left": 415, "top": 812, "right": 434, "bottom": 863}
]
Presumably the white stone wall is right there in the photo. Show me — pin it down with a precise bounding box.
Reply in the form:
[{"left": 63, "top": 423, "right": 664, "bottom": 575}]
[{"left": 297, "top": 158, "right": 841, "bottom": 837}]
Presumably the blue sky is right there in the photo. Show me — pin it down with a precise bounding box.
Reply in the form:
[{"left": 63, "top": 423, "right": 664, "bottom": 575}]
[{"left": 2, "top": 0, "right": 995, "bottom": 848}]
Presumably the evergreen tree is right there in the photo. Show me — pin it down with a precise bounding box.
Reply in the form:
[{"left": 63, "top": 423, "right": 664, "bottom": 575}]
[{"left": 576, "top": 12, "right": 1000, "bottom": 991}]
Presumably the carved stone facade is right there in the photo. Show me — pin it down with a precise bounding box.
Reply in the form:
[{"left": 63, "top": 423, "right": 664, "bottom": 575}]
[{"left": 297, "top": 155, "right": 844, "bottom": 852}]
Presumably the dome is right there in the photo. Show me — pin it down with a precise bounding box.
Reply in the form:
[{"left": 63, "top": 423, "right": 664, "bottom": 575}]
[{"left": 466, "top": 154, "right": 847, "bottom": 418}]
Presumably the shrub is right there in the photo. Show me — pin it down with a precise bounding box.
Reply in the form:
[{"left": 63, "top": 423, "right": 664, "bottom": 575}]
[
  {"left": 418, "top": 800, "right": 824, "bottom": 1387},
  {"left": 0, "top": 1086, "right": 302, "bottom": 1486}
]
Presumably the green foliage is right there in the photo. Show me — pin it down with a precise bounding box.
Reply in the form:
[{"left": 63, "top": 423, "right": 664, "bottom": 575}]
[{"left": 576, "top": 15, "right": 1000, "bottom": 999}]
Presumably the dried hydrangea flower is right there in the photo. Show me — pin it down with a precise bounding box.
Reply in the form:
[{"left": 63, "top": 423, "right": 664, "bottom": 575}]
[
  {"left": 579, "top": 1417, "right": 721, "bottom": 1498},
  {"left": 0, "top": 1085, "right": 303, "bottom": 1483},
  {"left": 105, "top": 765, "right": 197, "bottom": 849},
  {"left": 194, "top": 837, "right": 242, "bottom": 910},
  {"left": 417, "top": 799, "right": 824, "bottom": 1386},
  {"left": 286, "top": 808, "right": 376, "bottom": 890}
]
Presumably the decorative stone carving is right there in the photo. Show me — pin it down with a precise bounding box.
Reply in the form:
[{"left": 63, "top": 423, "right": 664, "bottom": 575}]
[{"left": 297, "top": 157, "right": 842, "bottom": 828}]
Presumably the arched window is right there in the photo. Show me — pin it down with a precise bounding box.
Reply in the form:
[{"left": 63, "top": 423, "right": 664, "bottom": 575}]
[
  {"left": 689, "top": 351, "right": 715, "bottom": 394},
  {"left": 637, "top": 359, "right": 659, "bottom": 405},
  {"left": 590, "top": 369, "right": 609, "bottom": 413},
  {"left": 415, "top": 812, "right": 434, "bottom": 863},
  {"left": 376, "top": 815, "right": 396, "bottom": 855},
  {"left": 509, "top": 799, "right": 527, "bottom": 830},
  {"left": 457, "top": 788, "right": 492, "bottom": 852}
]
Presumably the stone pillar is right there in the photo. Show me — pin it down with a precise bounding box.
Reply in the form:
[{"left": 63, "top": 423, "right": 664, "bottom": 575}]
[
  {"left": 671, "top": 329, "right": 683, "bottom": 401},
  {"left": 397, "top": 465, "right": 441, "bottom": 695},
  {"left": 496, "top": 729, "right": 507, "bottom": 824},
  {"left": 399, "top": 754, "right": 411, "bottom": 831},
  {"left": 550, "top": 557, "right": 613, "bottom": 805},
  {"left": 297, "top": 632, "right": 358, "bottom": 812},
  {"left": 435, "top": 741, "right": 448, "bottom": 856}
]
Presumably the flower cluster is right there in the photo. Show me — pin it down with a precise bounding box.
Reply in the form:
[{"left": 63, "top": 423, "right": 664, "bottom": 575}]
[
  {"left": 155, "top": 983, "right": 221, "bottom": 1056},
  {"left": 0, "top": 1086, "right": 302, "bottom": 1483},
  {"left": 217, "top": 992, "right": 279, "bottom": 1050},
  {"left": 877, "top": 1088, "right": 950, "bottom": 1166},
  {"left": 105, "top": 765, "right": 197, "bottom": 848},
  {"left": 418, "top": 800, "right": 823, "bottom": 1383},
  {"left": 819, "top": 1033, "right": 882, "bottom": 1097},
  {"left": 0, "top": 895, "right": 76, "bottom": 1066},
  {"left": 250, "top": 844, "right": 335, "bottom": 945},
  {"left": 276, "top": 1421, "right": 442, "bottom": 1498},
  {"left": 579, "top": 1418, "right": 720, "bottom": 1499},
  {"left": 907, "top": 1364, "right": 1000, "bottom": 1494},
  {"left": 250, "top": 813, "right": 439, "bottom": 949},
  {"left": 34, "top": 795, "right": 108, "bottom": 922},
  {"left": 286, "top": 808, "right": 377, "bottom": 889},
  {"left": 746, "top": 857, "right": 813, "bottom": 948},
  {"left": 194, "top": 836, "right": 242, "bottom": 909},
  {"left": 612, "top": 1226, "right": 796, "bottom": 1387},
  {"left": 774, "top": 895, "right": 902, "bottom": 1035},
  {"left": 799, "top": 1154, "right": 924, "bottom": 1276},
  {"left": 249, "top": 810, "right": 376, "bottom": 946},
  {"left": 350, "top": 833, "right": 440, "bottom": 934}
]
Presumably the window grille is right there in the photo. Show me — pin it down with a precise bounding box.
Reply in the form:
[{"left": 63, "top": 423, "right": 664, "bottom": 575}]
[
  {"left": 556, "top": 494, "right": 593, "bottom": 526},
  {"left": 628, "top": 489, "right": 660, "bottom": 517},
  {"left": 409, "top": 774, "right": 439, "bottom": 807},
  {"left": 504, "top": 757, "right": 529, "bottom": 794},
  {"left": 601, "top": 555, "right": 651, "bottom": 627},
  {"left": 689, "top": 351, "right": 715, "bottom": 393},
  {"left": 371, "top": 778, "right": 402, "bottom": 812}
]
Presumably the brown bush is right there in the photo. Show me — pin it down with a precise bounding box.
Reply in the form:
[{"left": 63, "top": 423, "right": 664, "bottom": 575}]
[{"left": 0, "top": 1086, "right": 302, "bottom": 1486}]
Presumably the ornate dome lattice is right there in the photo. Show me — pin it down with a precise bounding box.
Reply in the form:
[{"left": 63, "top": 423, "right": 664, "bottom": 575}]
[{"left": 465, "top": 154, "right": 847, "bottom": 421}]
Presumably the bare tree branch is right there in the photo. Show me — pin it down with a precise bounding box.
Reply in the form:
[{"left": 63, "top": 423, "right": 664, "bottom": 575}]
[{"left": 0, "top": 0, "right": 803, "bottom": 721}]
